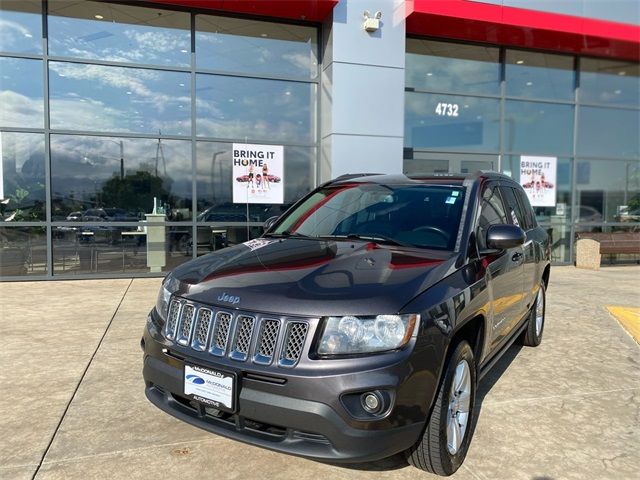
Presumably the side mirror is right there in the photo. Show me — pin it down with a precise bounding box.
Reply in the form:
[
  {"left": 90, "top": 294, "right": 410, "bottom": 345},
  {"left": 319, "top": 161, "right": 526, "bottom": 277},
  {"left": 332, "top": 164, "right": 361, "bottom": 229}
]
[
  {"left": 263, "top": 216, "right": 279, "bottom": 232},
  {"left": 486, "top": 224, "right": 526, "bottom": 250}
]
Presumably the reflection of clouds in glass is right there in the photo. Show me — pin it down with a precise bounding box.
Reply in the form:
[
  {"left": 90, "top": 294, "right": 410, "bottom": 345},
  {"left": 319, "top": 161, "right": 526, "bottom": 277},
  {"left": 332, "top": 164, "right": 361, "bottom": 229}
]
[
  {"left": 124, "top": 29, "right": 189, "bottom": 54},
  {"left": 197, "top": 118, "right": 309, "bottom": 143},
  {"left": 49, "top": 97, "right": 128, "bottom": 132},
  {"left": 282, "top": 52, "right": 313, "bottom": 74},
  {"left": 406, "top": 54, "right": 500, "bottom": 94},
  {"left": 0, "top": 91, "right": 44, "bottom": 128},
  {"left": 0, "top": 18, "right": 40, "bottom": 53},
  {"left": 196, "top": 75, "right": 313, "bottom": 142},
  {"left": 50, "top": 30, "right": 188, "bottom": 65},
  {"left": 49, "top": 62, "right": 191, "bottom": 135},
  {"left": 0, "top": 132, "right": 44, "bottom": 172},
  {"left": 48, "top": 6, "right": 190, "bottom": 67}
]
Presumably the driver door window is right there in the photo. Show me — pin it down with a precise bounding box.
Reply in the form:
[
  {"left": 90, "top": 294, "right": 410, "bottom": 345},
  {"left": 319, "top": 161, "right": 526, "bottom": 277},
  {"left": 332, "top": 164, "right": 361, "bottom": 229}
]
[{"left": 477, "top": 186, "right": 507, "bottom": 250}]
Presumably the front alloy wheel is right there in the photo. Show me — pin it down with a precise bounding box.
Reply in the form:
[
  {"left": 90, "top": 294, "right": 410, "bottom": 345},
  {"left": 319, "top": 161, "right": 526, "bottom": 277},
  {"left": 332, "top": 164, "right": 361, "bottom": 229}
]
[{"left": 407, "top": 340, "right": 477, "bottom": 476}]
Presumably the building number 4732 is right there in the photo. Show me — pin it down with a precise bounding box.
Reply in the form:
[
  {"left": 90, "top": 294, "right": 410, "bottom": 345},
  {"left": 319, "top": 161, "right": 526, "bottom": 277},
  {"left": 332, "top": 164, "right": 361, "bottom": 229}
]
[{"left": 434, "top": 102, "right": 459, "bottom": 117}]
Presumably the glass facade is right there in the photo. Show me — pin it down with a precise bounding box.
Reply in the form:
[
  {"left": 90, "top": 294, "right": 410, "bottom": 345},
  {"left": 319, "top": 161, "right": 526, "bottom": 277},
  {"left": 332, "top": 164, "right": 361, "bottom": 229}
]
[
  {"left": 405, "top": 39, "right": 640, "bottom": 264},
  {"left": 0, "top": 1, "right": 318, "bottom": 278},
  {"left": 1, "top": 1, "right": 637, "bottom": 278}
]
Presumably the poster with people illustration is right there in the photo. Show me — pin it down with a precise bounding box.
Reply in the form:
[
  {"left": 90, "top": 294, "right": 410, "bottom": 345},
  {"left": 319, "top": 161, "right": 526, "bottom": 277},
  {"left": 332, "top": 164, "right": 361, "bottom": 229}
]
[
  {"left": 519, "top": 156, "right": 557, "bottom": 207},
  {"left": 232, "top": 143, "right": 284, "bottom": 204}
]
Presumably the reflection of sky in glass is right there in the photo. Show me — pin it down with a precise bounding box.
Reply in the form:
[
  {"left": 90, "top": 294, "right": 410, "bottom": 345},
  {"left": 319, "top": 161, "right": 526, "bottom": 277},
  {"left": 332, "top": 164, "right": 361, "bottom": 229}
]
[
  {"left": 406, "top": 39, "right": 500, "bottom": 95},
  {"left": 577, "top": 107, "right": 639, "bottom": 159},
  {"left": 504, "top": 101, "right": 574, "bottom": 155},
  {"left": 470, "top": 0, "right": 640, "bottom": 25},
  {"left": 196, "top": 15, "right": 317, "bottom": 79},
  {"left": 0, "top": 57, "right": 44, "bottom": 128},
  {"left": 196, "top": 74, "right": 314, "bottom": 143},
  {"left": 506, "top": 50, "right": 574, "bottom": 100},
  {"left": 405, "top": 92, "right": 500, "bottom": 151},
  {"left": 50, "top": 135, "right": 192, "bottom": 216},
  {"left": 0, "top": 0, "right": 42, "bottom": 54},
  {"left": 0, "top": 132, "right": 45, "bottom": 220},
  {"left": 196, "top": 142, "right": 315, "bottom": 219},
  {"left": 580, "top": 59, "right": 640, "bottom": 107},
  {"left": 49, "top": 62, "right": 191, "bottom": 135},
  {"left": 48, "top": 1, "right": 190, "bottom": 67}
]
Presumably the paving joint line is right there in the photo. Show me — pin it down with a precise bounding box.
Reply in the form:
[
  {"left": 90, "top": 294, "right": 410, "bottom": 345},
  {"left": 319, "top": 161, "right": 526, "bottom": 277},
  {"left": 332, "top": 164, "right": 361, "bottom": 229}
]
[
  {"left": 30, "top": 279, "right": 135, "bottom": 480},
  {"left": 481, "top": 386, "right": 639, "bottom": 407},
  {"left": 39, "top": 437, "right": 219, "bottom": 466}
]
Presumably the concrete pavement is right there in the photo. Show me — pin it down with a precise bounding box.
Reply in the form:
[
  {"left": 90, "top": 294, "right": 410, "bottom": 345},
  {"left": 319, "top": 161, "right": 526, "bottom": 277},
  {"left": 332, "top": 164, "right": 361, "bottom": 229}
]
[{"left": 1, "top": 266, "right": 639, "bottom": 480}]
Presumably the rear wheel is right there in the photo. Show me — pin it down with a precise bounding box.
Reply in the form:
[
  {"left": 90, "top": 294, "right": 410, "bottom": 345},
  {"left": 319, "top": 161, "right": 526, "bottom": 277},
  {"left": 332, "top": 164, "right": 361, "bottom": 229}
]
[
  {"left": 407, "top": 340, "right": 477, "bottom": 476},
  {"left": 521, "top": 283, "right": 546, "bottom": 347}
]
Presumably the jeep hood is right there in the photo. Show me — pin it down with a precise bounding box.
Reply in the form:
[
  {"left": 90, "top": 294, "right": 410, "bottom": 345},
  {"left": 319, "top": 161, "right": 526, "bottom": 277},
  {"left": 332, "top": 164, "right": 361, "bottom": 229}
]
[{"left": 169, "top": 238, "right": 458, "bottom": 316}]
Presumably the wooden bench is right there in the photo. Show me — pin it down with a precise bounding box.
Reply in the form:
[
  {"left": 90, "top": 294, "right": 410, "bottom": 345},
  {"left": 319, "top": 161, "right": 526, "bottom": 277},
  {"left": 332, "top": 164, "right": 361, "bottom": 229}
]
[{"left": 575, "top": 232, "right": 640, "bottom": 270}]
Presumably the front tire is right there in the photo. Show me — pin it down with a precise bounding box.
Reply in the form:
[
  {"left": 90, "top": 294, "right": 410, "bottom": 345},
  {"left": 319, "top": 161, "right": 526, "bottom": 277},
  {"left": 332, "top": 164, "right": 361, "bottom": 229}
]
[
  {"left": 407, "top": 340, "right": 477, "bottom": 476},
  {"left": 521, "top": 283, "right": 546, "bottom": 347}
]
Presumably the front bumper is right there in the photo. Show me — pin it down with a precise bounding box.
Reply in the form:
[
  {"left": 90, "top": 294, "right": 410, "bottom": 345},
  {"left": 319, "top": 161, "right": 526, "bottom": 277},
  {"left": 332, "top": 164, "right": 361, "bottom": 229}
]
[{"left": 142, "top": 320, "right": 430, "bottom": 463}]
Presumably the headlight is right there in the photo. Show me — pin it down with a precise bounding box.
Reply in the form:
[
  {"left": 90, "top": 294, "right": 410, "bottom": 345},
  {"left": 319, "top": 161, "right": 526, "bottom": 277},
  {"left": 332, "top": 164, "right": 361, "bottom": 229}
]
[
  {"left": 318, "top": 314, "right": 419, "bottom": 355},
  {"left": 155, "top": 275, "right": 178, "bottom": 321}
]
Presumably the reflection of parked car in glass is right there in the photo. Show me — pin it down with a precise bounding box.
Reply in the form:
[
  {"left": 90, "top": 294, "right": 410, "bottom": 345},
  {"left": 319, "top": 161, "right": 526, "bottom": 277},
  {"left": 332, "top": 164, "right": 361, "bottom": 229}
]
[
  {"left": 81, "top": 208, "right": 139, "bottom": 222},
  {"left": 66, "top": 211, "right": 83, "bottom": 221},
  {"left": 616, "top": 206, "right": 640, "bottom": 223},
  {"left": 577, "top": 206, "right": 602, "bottom": 223}
]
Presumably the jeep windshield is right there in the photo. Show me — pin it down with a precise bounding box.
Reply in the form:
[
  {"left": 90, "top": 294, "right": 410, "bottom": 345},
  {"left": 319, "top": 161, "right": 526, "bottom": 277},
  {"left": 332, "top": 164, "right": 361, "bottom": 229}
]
[{"left": 269, "top": 183, "right": 466, "bottom": 250}]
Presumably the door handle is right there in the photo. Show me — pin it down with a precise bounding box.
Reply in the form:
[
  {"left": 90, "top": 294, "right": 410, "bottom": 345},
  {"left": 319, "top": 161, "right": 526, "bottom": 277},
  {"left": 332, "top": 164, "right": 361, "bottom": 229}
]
[{"left": 511, "top": 252, "right": 523, "bottom": 262}]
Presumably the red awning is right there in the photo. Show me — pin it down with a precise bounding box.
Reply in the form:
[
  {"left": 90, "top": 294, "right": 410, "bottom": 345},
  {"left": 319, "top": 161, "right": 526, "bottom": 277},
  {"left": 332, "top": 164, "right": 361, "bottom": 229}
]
[
  {"left": 147, "top": 0, "right": 338, "bottom": 23},
  {"left": 406, "top": 0, "right": 640, "bottom": 61}
]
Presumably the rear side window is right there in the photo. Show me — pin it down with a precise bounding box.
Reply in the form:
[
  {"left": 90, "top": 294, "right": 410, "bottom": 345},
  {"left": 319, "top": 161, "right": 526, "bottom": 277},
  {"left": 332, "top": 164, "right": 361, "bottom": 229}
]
[
  {"left": 500, "top": 186, "right": 527, "bottom": 229},
  {"left": 514, "top": 187, "right": 536, "bottom": 229},
  {"left": 477, "top": 186, "right": 507, "bottom": 250}
]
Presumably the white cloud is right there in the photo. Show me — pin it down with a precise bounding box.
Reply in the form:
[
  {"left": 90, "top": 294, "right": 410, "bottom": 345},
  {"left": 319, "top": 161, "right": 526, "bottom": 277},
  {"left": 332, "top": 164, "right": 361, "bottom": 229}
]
[
  {"left": 0, "top": 91, "right": 44, "bottom": 128},
  {"left": 0, "top": 19, "right": 39, "bottom": 52}
]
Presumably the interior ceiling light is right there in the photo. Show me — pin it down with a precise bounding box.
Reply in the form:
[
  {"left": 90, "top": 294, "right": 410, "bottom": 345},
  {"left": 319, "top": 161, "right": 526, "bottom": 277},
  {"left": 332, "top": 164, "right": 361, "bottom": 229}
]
[
  {"left": 618, "top": 71, "right": 626, "bottom": 76},
  {"left": 261, "top": 33, "right": 268, "bottom": 37},
  {"left": 516, "top": 60, "right": 524, "bottom": 64},
  {"left": 426, "top": 72, "right": 433, "bottom": 76},
  {"left": 526, "top": 81, "right": 533, "bottom": 86},
  {"left": 94, "top": 14, "right": 104, "bottom": 19}
]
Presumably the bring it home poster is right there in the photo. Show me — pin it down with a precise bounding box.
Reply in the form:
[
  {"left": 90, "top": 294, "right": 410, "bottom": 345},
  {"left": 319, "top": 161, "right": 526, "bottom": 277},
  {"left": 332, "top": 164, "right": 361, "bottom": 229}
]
[
  {"left": 519, "top": 156, "right": 557, "bottom": 207},
  {"left": 232, "top": 143, "right": 284, "bottom": 204}
]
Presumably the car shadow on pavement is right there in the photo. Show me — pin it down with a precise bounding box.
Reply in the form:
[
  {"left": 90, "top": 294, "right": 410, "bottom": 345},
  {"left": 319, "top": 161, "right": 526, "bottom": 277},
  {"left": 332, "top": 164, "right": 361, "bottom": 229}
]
[{"left": 333, "top": 343, "right": 524, "bottom": 472}]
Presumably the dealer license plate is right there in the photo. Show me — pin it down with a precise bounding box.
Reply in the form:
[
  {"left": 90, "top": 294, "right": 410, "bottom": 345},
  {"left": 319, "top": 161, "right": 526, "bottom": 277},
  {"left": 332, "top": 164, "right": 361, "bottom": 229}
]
[{"left": 184, "top": 363, "right": 236, "bottom": 413}]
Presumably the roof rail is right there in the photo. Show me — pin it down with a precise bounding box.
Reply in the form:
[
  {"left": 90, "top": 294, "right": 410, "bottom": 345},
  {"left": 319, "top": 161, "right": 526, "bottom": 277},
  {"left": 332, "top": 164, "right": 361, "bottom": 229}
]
[{"left": 332, "top": 173, "right": 385, "bottom": 181}]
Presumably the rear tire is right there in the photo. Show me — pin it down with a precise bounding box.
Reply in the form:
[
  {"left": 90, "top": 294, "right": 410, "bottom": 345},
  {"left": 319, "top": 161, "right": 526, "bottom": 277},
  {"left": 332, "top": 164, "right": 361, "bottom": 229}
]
[
  {"left": 407, "top": 340, "right": 477, "bottom": 476},
  {"left": 521, "top": 283, "right": 546, "bottom": 347}
]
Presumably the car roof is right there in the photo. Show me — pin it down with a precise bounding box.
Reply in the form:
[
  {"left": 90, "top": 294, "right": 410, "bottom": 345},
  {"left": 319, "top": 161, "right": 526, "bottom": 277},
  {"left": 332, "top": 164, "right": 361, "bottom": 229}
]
[{"left": 329, "top": 171, "right": 515, "bottom": 187}]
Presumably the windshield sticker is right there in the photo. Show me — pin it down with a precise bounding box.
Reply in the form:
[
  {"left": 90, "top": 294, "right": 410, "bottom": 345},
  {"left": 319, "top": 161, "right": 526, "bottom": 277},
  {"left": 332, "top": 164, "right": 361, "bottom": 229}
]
[
  {"left": 445, "top": 196, "right": 457, "bottom": 204},
  {"left": 451, "top": 191, "right": 460, "bottom": 197},
  {"left": 243, "top": 238, "right": 278, "bottom": 251}
]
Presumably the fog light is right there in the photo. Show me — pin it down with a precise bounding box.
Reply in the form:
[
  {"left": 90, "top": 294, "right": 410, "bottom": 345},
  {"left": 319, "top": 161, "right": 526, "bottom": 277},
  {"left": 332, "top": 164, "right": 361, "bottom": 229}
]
[{"left": 361, "top": 392, "right": 382, "bottom": 413}]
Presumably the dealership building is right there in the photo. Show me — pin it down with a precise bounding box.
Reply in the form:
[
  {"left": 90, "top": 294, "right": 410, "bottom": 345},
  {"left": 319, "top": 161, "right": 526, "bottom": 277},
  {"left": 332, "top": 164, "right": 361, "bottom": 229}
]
[{"left": 0, "top": 0, "right": 638, "bottom": 279}]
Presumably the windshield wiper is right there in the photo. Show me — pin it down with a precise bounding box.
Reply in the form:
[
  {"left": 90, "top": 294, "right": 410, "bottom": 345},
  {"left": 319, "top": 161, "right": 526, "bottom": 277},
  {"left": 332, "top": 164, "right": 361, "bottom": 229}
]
[
  {"left": 325, "top": 233, "right": 414, "bottom": 247},
  {"left": 264, "top": 230, "right": 314, "bottom": 239}
]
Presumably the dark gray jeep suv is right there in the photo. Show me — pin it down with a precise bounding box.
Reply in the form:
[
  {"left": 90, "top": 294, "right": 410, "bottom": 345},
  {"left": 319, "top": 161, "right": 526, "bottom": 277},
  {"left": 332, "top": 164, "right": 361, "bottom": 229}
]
[{"left": 142, "top": 171, "right": 550, "bottom": 476}]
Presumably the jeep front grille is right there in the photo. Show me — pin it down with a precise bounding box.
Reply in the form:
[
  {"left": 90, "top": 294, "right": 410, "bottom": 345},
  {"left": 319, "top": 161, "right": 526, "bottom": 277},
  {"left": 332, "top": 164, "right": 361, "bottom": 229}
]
[
  {"left": 164, "top": 299, "right": 182, "bottom": 340},
  {"left": 281, "top": 322, "right": 309, "bottom": 367},
  {"left": 230, "top": 315, "right": 255, "bottom": 361},
  {"left": 191, "top": 308, "right": 213, "bottom": 351},
  {"left": 166, "top": 298, "right": 309, "bottom": 367},
  {"left": 176, "top": 304, "right": 195, "bottom": 345}
]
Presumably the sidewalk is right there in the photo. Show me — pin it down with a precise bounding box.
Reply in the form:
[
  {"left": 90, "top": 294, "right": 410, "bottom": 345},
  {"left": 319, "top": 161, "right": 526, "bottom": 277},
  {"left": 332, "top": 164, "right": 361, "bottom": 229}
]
[{"left": 1, "top": 266, "right": 639, "bottom": 480}]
